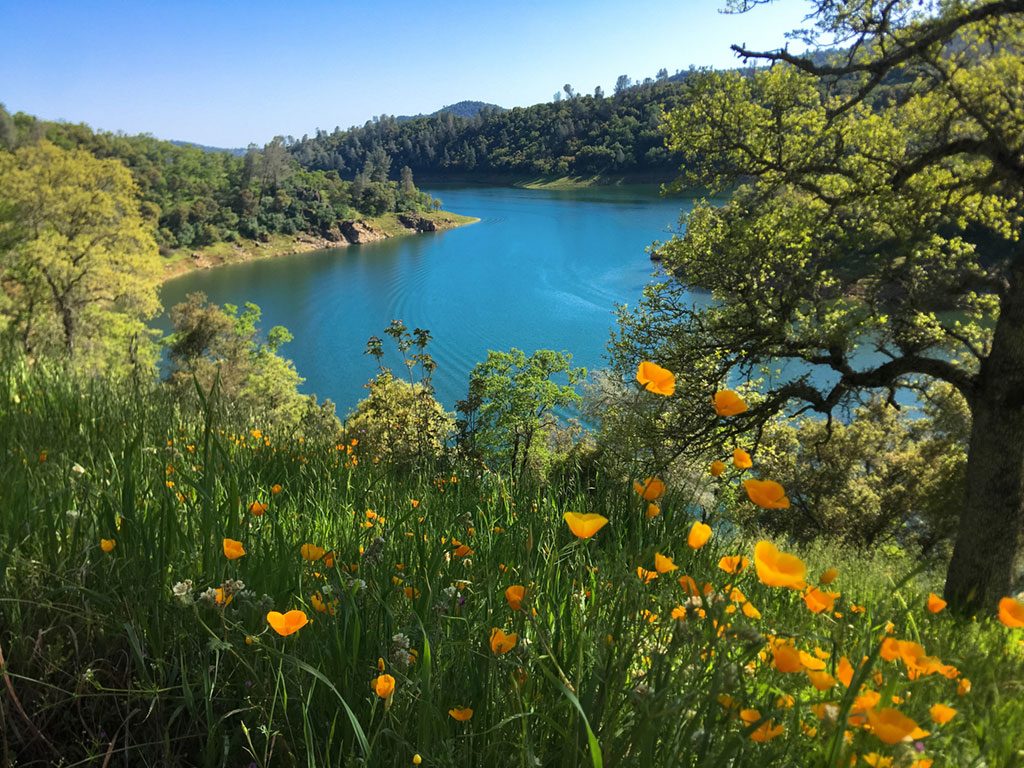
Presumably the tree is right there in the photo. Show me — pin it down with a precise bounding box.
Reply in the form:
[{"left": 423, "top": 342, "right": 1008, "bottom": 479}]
[
  {"left": 563, "top": 84, "right": 576, "bottom": 100},
  {"left": 656, "top": 68, "right": 669, "bottom": 80},
  {"left": 616, "top": 0, "right": 1024, "bottom": 611},
  {"left": 0, "top": 141, "right": 161, "bottom": 373},
  {"left": 614, "top": 75, "right": 632, "bottom": 95},
  {"left": 456, "top": 349, "right": 586, "bottom": 481}
]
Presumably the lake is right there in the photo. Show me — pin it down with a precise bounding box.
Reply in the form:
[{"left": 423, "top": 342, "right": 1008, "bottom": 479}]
[{"left": 159, "top": 185, "right": 690, "bottom": 413}]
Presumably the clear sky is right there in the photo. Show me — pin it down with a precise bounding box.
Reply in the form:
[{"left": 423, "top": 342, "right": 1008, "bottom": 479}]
[{"left": 0, "top": 0, "right": 810, "bottom": 148}]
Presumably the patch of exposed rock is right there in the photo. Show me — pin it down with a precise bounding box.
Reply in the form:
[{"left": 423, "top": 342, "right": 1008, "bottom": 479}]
[
  {"left": 340, "top": 220, "right": 389, "bottom": 244},
  {"left": 397, "top": 213, "right": 438, "bottom": 232}
]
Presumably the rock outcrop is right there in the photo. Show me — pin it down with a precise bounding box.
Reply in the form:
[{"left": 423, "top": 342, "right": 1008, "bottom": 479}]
[
  {"left": 397, "top": 213, "right": 438, "bottom": 232},
  {"left": 340, "top": 220, "right": 389, "bottom": 244}
]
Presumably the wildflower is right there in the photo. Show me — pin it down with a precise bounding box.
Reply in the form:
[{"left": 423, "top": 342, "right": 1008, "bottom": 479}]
[
  {"left": 678, "top": 574, "right": 699, "bottom": 596},
  {"left": 270, "top": 483, "right": 283, "bottom": 495},
  {"left": 266, "top": 610, "right": 309, "bottom": 637},
  {"left": 713, "top": 390, "right": 748, "bottom": 416},
  {"left": 248, "top": 501, "right": 268, "bottom": 516},
  {"left": 740, "top": 709, "right": 784, "bottom": 742},
  {"left": 645, "top": 502, "right": 661, "bottom": 519},
  {"left": 489, "top": 628, "right": 517, "bottom": 655},
  {"left": 771, "top": 640, "right": 804, "bottom": 673},
  {"left": 99, "top": 538, "right": 116, "bottom": 553},
  {"left": 753, "top": 541, "right": 806, "bottom": 588},
  {"left": 819, "top": 567, "right": 839, "bottom": 585},
  {"left": 866, "top": 707, "right": 919, "bottom": 744},
  {"left": 743, "top": 479, "right": 790, "bottom": 509},
  {"left": 804, "top": 587, "right": 840, "bottom": 614},
  {"left": 214, "top": 587, "right": 232, "bottom": 606},
  {"left": 718, "top": 555, "right": 750, "bottom": 574},
  {"left": 636, "top": 567, "right": 658, "bottom": 583},
  {"left": 732, "top": 449, "right": 752, "bottom": 469},
  {"left": 505, "top": 585, "right": 525, "bottom": 611},
  {"left": 687, "top": 521, "right": 712, "bottom": 549},
  {"left": 710, "top": 460, "right": 726, "bottom": 477},
  {"left": 633, "top": 477, "right": 666, "bottom": 501},
  {"left": 373, "top": 673, "right": 396, "bottom": 699},
  {"left": 998, "top": 596, "right": 1024, "bottom": 628},
  {"left": 837, "top": 657, "right": 855, "bottom": 687},
  {"left": 448, "top": 706, "right": 474, "bottom": 721},
  {"left": 223, "top": 538, "right": 246, "bottom": 560},
  {"left": 71, "top": 462, "right": 86, "bottom": 476},
  {"left": 301, "top": 544, "right": 326, "bottom": 561},
  {"left": 742, "top": 602, "right": 761, "bottom": 619},
  {"left": 410, "top": 498, "right": 420, "bottom": 508},
  {"left": 926, "top": 593, "right": 947, "bottom": 614},
  {"left": 807, "top": 670, "right": 837, "bottom": 690},
  {"left": 863, "top": 755, "right": 893, "bottom": 768},
  {"left": 412, "top": 755, "right": 422, "bottom": 765},
  {"left": 172, "top": 580, "right": 194, "bottom": 605},
  {"left": 563, "top": 512, "right": 609, "bottom": 539},
  {"left": 957, "top": 677, "right": 971, "bottom": 696},
  {"left": 324, "top": 551, "right": 335, "bottom": 568},
  {"left": 671, "top": 605, "right": 688, "bottom": 620},
  {"left": 453, "top": 544, "right": 473, "bottom": 557},
  {"left": 654, "top": 553, "right": 678, "bottom": 573},
  {"left": 636, "top": 361, "right": 675, "bottom": 396},
  {"left": 929, "top": 703, "right": 956, "bottom": 725}
]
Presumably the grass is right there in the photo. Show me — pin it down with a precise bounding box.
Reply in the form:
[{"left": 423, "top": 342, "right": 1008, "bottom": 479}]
[{"left": 1, "top": 360, "right": 1022, "bottom": 767}]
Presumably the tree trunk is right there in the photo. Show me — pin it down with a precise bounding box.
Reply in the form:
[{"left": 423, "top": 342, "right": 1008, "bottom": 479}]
[{"left": 944, "top": 276, "right": 1024, "bottom": 613}]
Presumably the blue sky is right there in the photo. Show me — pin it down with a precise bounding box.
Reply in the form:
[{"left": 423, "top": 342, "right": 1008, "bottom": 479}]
[{"left": 1, "top": 0, "right": 809, "bottom": 147}]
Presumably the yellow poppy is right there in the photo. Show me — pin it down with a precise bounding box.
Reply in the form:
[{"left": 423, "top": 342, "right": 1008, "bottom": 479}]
[
  {"left": 998, "top": 596, "right": 1024, "bottom": 628},
  {"left": 741, "top": 602, "right": 761, "bottom": 620},
  {"left": 563, "top": 512, "right": 609, "bottom": 539},
  {"left": 713, "top": 390, "right": 748, "bottom": 416},
  {"left": 863, "top": 755, "right": 893, "bottom": 768},
  {"left": 929, "top": 703, "right": 957, "bottom": 725},
  {"left": 99, "top": 538, "right": 116, "bottom": 553},
  {"left": 372, "top": 673, "right": 396, "bottom": 699},
  {"left": 633, "top": 477, "right": 666, "bottom": 501},
  {"left": 448, "top": 706, "right": 474, "bottom": 721},
  {"left": 743, "top": 479, "right": 790, "bottom": 509},
  {"left": 654, "top": 553, "right": 678, "bottom": 573},
  {"left": 301, "top": 543, "right": 326, "bottom": 561},
  {"left": 718, "top": 555, "right": 750, "bottom": 574},
  {"left": 489, "top": 628, "right": 518, "bottom": 655},
  {"left": 709, "top": 460, "right": 727, "bottom": 477},
  {"left": 223, "top": 537, "right": 246, "bottom": 560},
  {"left": 926, "top": 593, "right": 947, "bottom": 614},
  {"left": 732, "top": 448, "right": 753, "bottom": 469},
  {"left": 753, "top": 541, "right": 806, "bottom": 588},
  {"left": 505, "top": 585, "right": 526, "bottom": 611},
  {"left": 687, "top": 521, "right": 712, "bottom": 549},
  {"left": 636, "top": 361, "right": 675, "bottom": 396},
  {"left": 866, "top": 707, "right": 919, "bottom": 744},
  {"left": 266, "top": 610, "right": 308, "bottom": 637}
]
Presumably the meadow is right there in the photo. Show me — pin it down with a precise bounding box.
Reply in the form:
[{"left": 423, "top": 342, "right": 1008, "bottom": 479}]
[{"left": 2, "top": 358, "right": 1022, "bottom": 768}]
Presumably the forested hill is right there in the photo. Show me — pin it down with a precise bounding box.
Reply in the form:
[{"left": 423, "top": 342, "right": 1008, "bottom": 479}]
[
  {"left": 0, "top": 106, "right": 445, "bottom": 254},
  {"left": 289, "top": 76, "right": 695, "bottom": 181}
]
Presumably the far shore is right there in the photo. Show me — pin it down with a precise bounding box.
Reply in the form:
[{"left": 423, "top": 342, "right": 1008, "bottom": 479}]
[{"left": 161, "top": 210, "right": 479, "bottom": 282}]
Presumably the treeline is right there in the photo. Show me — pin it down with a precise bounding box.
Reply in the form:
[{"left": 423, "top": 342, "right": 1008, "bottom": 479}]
[
  {"left": 0, "top": 106, "right": 439, "bottom": 253},
  {"left": 289, "top": 76, "right": 696, "bottom": 180}
]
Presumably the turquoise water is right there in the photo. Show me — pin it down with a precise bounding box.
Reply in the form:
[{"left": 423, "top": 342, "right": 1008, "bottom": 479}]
[{"left": 159, "top": 186, "right": 690, "bottom": 413}]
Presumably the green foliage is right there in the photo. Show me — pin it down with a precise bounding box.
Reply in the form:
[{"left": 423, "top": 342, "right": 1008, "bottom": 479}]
[
  {"left": 0, "top": 140, "right": 161, "bottom": 374},
  {"left": 457, "top": 348, "right": 586, "bottom": 480},
  {"left": 290, "top": 78, "right": 693, "bottom": 179},
  {"left": 736, "top": 392, "right": 967, "bottom": 552},
  {"left": 165, "top": 292, "right": 333, "bottom": 431},
  {"left": 2, "top": 359, "right": 1023, "bottom": 766}
]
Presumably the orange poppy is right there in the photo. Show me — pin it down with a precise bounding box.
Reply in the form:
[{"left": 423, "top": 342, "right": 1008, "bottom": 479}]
[
  {"left": 926, "top": 593, "right": 947, "bottom": 614},
  {"left": 645, "top": 502, "right": 661, "bottom": 519},
  {"left": 505, "top": 585, "right": 526, "bottom": 611},
  {"left": 803, "top": 587, "right": 840, "bottom": 614},
  {"left": 372, "top": 673, "right": 396, "bottom": 699},
  {"left": 266, "top": 610, "right": 308, "bottom": 637},
  {"left": 636, "top": 361, "right": 675, "bottom": 396},
  {"left": 448, "top": 706, "right": 474, "bottom": 721},
  {"left": 740, "top": 709, "right": 784, "bottom": 742},
  {"left": 633, "top": 477, "right": 666, "bottom": 501},
  {"left": 732, "top": 448, "right": 753, "bottom": 469},
  {"left": 248, "top": 501, "right": 268, "bottom": 516},
  {"left": 753, "top": 541, "right": 806, "bottom": 588},
  {"left": 99, "top": 538, "right": 116, "bottom": 553},
  {"left": 998, "top": 596, "right": 1024, "bottom": 628},
  {"left": 223, "top": 537, "right": 246, "bottom": 560},
  {"left": 819, "top": 567, "right": 839, "bottom": 585},
  {"left": 743, "top": 479, "right": 790, "bottom": 509},
  {"left": 563, "top": 512, "right": 609, "bottom": 539},
  {"left": 270, "top": 483, "right": 283, "bottom": 495},
  {"left": 929, "top": 703, "right": 957, "bottom": 725},
  {"left": 718, "top": 555, "right": 750, "bottom": 574},
  {"left": 771, "top": 640, "right": 804, "bottom": 673},
  {"left": 713, "top": 390, "right": 748, "bottom": 417},
  {"left": 687, "top": 521, "right": 713, "bottom": 549},
  {"left": 807, "top": 670, "right": 837, "bottom": 691},
  {"left": 636, "top": 567, "right": 659, "bottom": 583},
  {"left": 654, "top": 553, "right": 678, "bottom": 573},
  {"left": 866, "top": 707, "right": 919, "bottom": 744},
  {"left": 301, "top": 543, "right": 326, "bottom": 561},
  {"left": 489, "top": 628, "right": 517, "bottom": 655},
  {"left": 710, "top": 460, "right": 726, "bottom": 477}
]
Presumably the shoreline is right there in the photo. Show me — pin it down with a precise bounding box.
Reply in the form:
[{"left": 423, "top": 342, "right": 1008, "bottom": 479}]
[{"left": 161, "top": 210, "right": 479, "bottom": 283}]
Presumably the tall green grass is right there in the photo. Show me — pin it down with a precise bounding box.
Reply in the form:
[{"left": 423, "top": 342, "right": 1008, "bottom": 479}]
[{"left": 1, "top": 360, "right": 1022, "bottom": 767}]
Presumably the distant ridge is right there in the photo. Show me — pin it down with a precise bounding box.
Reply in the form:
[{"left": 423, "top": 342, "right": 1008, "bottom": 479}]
[
  {"left": 396, "top": 100, "right": 504, "bottom": 123},
  {"left": 169, "top": 139, "right": 246, "bottom": 156}
]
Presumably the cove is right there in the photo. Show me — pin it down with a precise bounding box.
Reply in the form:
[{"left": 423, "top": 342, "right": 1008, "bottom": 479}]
[{"left": 158, "top": 185, "right": 690, "bottom": 414}]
